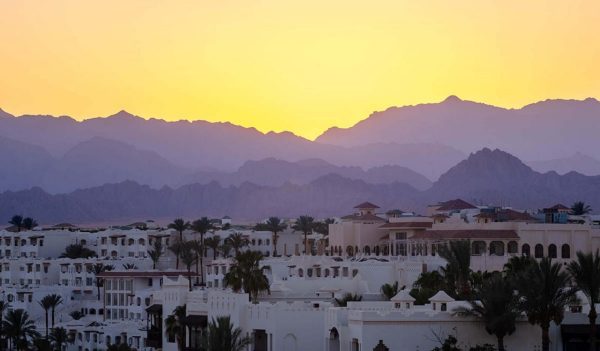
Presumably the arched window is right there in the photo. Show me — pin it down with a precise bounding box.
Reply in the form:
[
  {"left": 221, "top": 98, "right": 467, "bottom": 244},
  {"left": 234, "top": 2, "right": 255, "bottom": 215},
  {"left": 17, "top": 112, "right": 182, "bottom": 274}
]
[
  {"left": 522, "top": 244, "right": 530, "bottom": 256},
  {"left": 562, "top": 244, "right": 571, "bottom": 259},
  {"left": 111, "top": 250, "right": 118, "bottom": 257},
  {"left": 89, "top": 308, "right": 96, "bottom": 315},
  {"left": 258, "top": 239, "right": 262, "bottom": 245},
  {"left": 363, "top": 246, "right": 371, "bottom": 255},
  {"left": 507, "top": 241, "right": 518, "bottom": 254},
  {"left": 80, "top": 240, "right": 87, "bottom": 246},
  {"left": 307, "top": 268, "right": 313, "bottom": 277},
  {"left": 298, "top": 268, "right": 304, "bottom": 277},
  {"left": 534, "top": 244, "right": 544, "bottom": 258},
  {"left": 471, "top": 241, "right": 486, "bottom": 255},
  {"left": 346, "top": 246, "right": 354, "bottom": 256},
  {"left": 374, "top": 246, "right": 380, "bottom": 256},
  {"left": 489, "top": 241, "right": 505, "bottom": 256},
  {"left": 324, "top": 269, "right": 330, "bottom": 277},
  {"left": 138, "top": 239, "right": 145, "bottom": 245},
  {"left": 548, "top": 244, "right": 557, "bottom": 258},
  {"left": 128, "top": 239, "right": 134, "bottom": 246}
]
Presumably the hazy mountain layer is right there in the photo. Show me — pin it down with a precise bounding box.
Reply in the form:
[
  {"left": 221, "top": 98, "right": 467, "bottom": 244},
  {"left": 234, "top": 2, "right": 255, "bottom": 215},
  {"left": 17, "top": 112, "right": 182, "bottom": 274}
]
[{"left": 3, "top": 148, "right": 600, "bottom": 224}]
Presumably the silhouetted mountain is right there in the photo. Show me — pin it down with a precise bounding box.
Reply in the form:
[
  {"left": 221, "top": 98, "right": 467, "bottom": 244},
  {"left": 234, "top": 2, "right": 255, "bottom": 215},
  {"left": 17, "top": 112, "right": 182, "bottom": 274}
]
[
  {"left": 41, "top": 137, "right": 189, "bottom": 193},
  {"left": 0, "top": 176, "right": 421, "bottom": 224},
  {"left": 183, "top": 157, "right": 433, "bottom": 190},
  {"left": 427, "top": 148, "right": 600, "bottom": 209},
  {"left": 528, "top": 153, "right": 600, "bottom": 176},
  {"left": 0, "top": 136, "right": 54, "bottom": 191},
  {"left": 4, "top": 148, "right": 600, "bottom": 224},
  {"left": 0, "top": 109, "right": 464, "bottom": 180},
  {"left": 316, "top": 96, "right": 600, "bottom": 161}
]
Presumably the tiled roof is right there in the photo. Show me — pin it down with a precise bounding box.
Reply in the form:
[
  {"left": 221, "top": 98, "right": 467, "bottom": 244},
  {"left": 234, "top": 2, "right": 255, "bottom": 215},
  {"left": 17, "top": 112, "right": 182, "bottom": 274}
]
[
  {"left": 353, "top": 201, "right": 380, "bottom": 209},
  {"left": 548, "top": 204, "right": 570, "bottom": 211},
  {"left": 341, "top": 213, "right": 386, "bottom": 222},
  {"left": 474, "top": 209, "right": 535, "bottom": 222},
  {"left": 379, "top": 222, "right": 433, "bottom": 229},
  {"left": 412, "top": 230, "right": 519, "bottom": 240},
  {"left": 436, "top": 199, "right": 477, "bottom": 211}
]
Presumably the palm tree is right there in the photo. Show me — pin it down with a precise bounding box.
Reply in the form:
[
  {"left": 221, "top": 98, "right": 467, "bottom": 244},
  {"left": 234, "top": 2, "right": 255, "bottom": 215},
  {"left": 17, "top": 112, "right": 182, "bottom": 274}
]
[
  {"left": 572, "top": 201, "right": 593, "bottom": 215},
  {"left": 59, "top": 244, "right": 97, "bottom": 259},
  {"left": 69, "top": 311, "right": 83, "bottom": 321},
  {"left": 8, "top": 216, "right": 23, "bottom": 232},
  {"left": 92, "top": 264, "right": 114, "bottom": 301},
  {"left": 226, "top": 233, "right": 248, "bottom": 256},
  {"left": 256, "top": 217, "right": 287, "bottom": 257},
  {"left": 32, "top": 338, "right": 51, "bottom": 351},
  {"left": 334, "top": 293, "right": 362, "bottom": 307},
  {"left": 224, "top": 251, "right": 270, "bottom": 303},
  {"left": 107, "top": 344, "right": 133, "bottom": 351},
  {"left": 503, "top": 255, "right": 535, "bottom": 281},
  {"left": 203, "top": 316, "right": 251, "bottom": 351},
  {"left": 2, "top": 309, "right": 40, "bottom": 351},
  {"left": 455, "top": 274, "right": 519, "bottom": 351},
  {"left": 49, "top": 327, "right": 70, "bottom": 351},
  {"left": 22, "top": 218, "right": 37, "bottom": 231},
  {"left": 188, "top": 239, "right": 204, "bottom": 285},
  {"left": 313, "top": 218, "right": 334, "bottom": 236},
  {"left": 518, "top": 257, "right": 576, "bottom": 351},
  {"left": 204, "top": 236, "right": 221, "bottom": 260},
  {"left": 179, "top": 243, "right": 197, "bottom": 292},
  {"left": 165, "top": 305, "right": 186, "bottom": 351},
  {"left": 191, "top": 217, "right": 214, "bottom": 286},
  {"left": 169, "top": 240, "right": 185, "bottom": 270},
  {"left": 38, "top": 296, "right": 53, "bottom": 338},
  {"left": 568, "top": 250, "right": 600, "bottom": 351},
  {"left": 0, "top": 300, "right": 11, "bottom": 351},
  {"left": 380, "top": 282, "right": 399, "bottom": 300},
  {"left": 292, "top": 215, "right": 315, "bottom": 255},
  {"left": 122, "top": 263, "right": 137, "bottom": 270},
  {"left": 147, "top": 239, "right": 164, "bottom": 269},
  {"left": 220, "top": 242, "right": 232, "bottom": 258},
  {"left": 439, "top": 240, "right": 472, "bottom": 298},
  {"left": 168, "top": 218, "right": 190, "bottom": 242},
  {"left": 45, "top": 295, "right": 62, "bottom": 330}
]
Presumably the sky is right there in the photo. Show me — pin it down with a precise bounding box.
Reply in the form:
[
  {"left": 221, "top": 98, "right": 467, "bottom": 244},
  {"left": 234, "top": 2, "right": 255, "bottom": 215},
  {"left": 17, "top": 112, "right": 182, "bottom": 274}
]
[{"left": 1, "top": 1, "right": 599, "bottom": 140}]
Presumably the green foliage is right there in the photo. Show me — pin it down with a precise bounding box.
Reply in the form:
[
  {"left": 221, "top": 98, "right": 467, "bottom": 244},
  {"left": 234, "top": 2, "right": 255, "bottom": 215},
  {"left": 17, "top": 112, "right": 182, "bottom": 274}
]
[
  {"left": 69, "top": 311, "right": 84, "bottom": 320},
  {"left": 256, "top": 217, "right": 287, "bottom": 256},
  {"left": 60, "top": 244, "right": 97, "bottom": 259},
  {"left": 410, "top": 271, "right": 447, "bottom": 305},
  {"left": 226, "top": 233, "right": 249, "bottom": 255},
  {"left": 380, "top": 281, "right": 399, "bottom": 300},
  {"left": 439, "top": 240, "right": 472, "bottom": 298},
  {"left": 107, "top": 343, "right": 134, "bottom": 351},
  {"left": 334, "top": 293, "right": 362, "bottom": 307},
  {"left": 3, "top": 309, "right": 40, "bottom": 351},
  {"left": 165, "top": 305, "right": 186, "bottom": 351},
  {"left": 224, "top": 251, "right": 270, "bottom": 302},
  {"left": 204, "top": 316, "right": 251, "bottom": 351},
  {"left": 168, "top": 218, "right": 191, "bottom": 241},
  {"left": 22, "top": 217, "right": 38, "bottom": 230},
  {"left": 8, "top": 215, "right": 23, "bottom": 232},
  {"left": 292, "top": 215, "right": 315, "bottom": 255},
  {"left": 571, "top": 201, "right": 592, "bottom": 215},
  {"left": 147, "top": 239, "right": 164, "bottom": 269},
  {"left": 430, "top": 335, "right": 496, "bottom": 351},
  {"left": 204, "top": 235, "right": 222, "bottom": 260}
]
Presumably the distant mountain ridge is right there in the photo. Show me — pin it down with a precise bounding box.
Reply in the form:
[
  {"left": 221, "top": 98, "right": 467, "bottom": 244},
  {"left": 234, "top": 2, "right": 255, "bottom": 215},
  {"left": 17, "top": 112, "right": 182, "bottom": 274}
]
[{"left": 3, "top": 148, "right": 600, "bottom": 224}]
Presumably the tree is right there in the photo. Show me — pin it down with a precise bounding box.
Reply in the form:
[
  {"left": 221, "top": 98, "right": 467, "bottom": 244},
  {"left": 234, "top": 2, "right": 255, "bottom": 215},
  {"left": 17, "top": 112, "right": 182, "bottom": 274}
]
[
  {"left": 224, "top": 251, "right": 270, "bottom": 303},
  {"left": 567, "top": 250, "right": 600, "bottom": 351},
  {"left": 22, "top": 218, "right": 38, "bottom": 230},
  {"left": 38, "top": 296, "right": 53, "bottom": 338},
  {"left": 49, "top": 327, "right": 70, "bottom": 351},
  {"left": 69, "top": 311, "right": 83, "bottom": 321},
  {"left": 226, "top": 233, "right": 248, "bottom": 256},
  {"left": 292, "top": 215, "right": 314, "bottom": 255},
  {"left": 147, "top": 239, "right": 164, "bottom": 269},
  {"left": 2, "top": 309, "right": 40, "bottom": 351},
  {"left": 503, "top": 255, "right": 535, "bottom": 282},
  {"left": 380, "top": 281, "right": 399, "bottom": 300},
  {"left": 204, "top": 236, "right": 221, "bottom": 260},
  {"left": 518, "top": 257, "right": 576, "bottom": 351},
  {"left": 179, "top": 243, "right": 197, "bottom": 292},
  {"left": 122, "top": 263, "right": 137, "bottom": 270},
  {"left": 92, "top": 264, "right": 114, "bottom": 301},
  {"left": 455, "top": 274, "right": 519, "bottom": 351},
  {"left": 220, "top": 242, "right": 232, "bottom": 258},
  {"left": 8, "top": 216, "right": 23, "bottom": 232},
  {"left": 168, "top": 218, "right": 190, "bottom": 242},
  {"left": 169, "top": 240, "right": 185, "bottom": 270},
  {"left": 203, "top": 316, "right": 251, "bottom": 351},
  {"left": 334, "top": 293, "right": 362, "bottom": 307},
  {"left": 313, "top": 218, "right": 334, "bottom": 236},
  {"left": 107, "top": 343, "right": 133, "bottom": 351},
  {"left": 32, "top": 338, "right": 51, "bottom": 351},
  {"left": 256, "top": 217, "right": 287, "bottom": 257},
  {"left": 572, "top": 201, "right": 593, "bottom": 215},
  {"left": 0, "top": 301, "right": 10, "bottom": 351},
  {"left": 191, "top": 217, "right": 214, "bottom": 286},
  {"left": 439, "top": 240, "right": 472, "bottom": 298},
  {"left": 188, "top": 239, "right": 204, "bottom": 285},
  {"left": 59, "top": 244, "right": 97, "bottom": 259},
  {"left": 165, "top": 305, "right": 186, "bottom": 351},
  {"left": 44, "top": 295, "right": 62, "bottom": 330},
  {"left": 410, "top": 271, "right": 447, "bottom": 305}
]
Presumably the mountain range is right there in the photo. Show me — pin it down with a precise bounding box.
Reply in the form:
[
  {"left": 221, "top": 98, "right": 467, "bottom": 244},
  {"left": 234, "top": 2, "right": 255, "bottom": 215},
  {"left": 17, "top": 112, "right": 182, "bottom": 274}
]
[{"left": 2, "top": 148, "right": 599, "bottom": 224}]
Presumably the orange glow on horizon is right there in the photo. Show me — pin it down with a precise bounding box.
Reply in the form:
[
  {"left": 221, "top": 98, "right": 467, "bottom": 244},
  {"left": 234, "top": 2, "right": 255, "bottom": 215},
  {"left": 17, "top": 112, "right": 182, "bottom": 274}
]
[{"left": 1, "top": 1, "right": 599, "bottom": 139}]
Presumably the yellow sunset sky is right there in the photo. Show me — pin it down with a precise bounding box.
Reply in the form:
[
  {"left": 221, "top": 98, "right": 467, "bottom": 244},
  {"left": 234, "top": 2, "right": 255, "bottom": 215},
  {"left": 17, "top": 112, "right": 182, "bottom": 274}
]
[{"left": 1, "top": 1, "right": 599, "bottom": 139}]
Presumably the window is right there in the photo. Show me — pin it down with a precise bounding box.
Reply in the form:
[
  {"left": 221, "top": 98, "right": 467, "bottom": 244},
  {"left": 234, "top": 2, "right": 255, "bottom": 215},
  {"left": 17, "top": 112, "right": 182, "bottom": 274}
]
[
  {"left": 489, "top": 241, "right": 505, "bottom": 256},
  {"left": 548, "top": 244, "right": 557, "bottom": 258},
  {"left": 148, "top": 278, "right": 153, "bottom": 287},
  {"left": 507, "top": 241, "right": 518, "bottom": 254},
  {"left": 522, "top": 244, "right": 530, "bottom": 256},
  {"left": 534, "top": 244, "right": 544, "bottom": 258},
  {"left": 562, "top": 244, "right": 571, "bottom": 259},
  {"left": 298, "top": 268, "right": 304, "bottom": 277},
  {"left": 471, "top": 241, "right": 486, "bottom": 255},
  {"left": 441, "top": 303, "right": 447, "bottom": 311}
]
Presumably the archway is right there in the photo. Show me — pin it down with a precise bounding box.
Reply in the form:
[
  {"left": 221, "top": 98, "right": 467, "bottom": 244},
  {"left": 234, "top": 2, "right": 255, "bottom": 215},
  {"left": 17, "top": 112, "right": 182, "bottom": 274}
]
[{"left": 329, "top": 328, "right": 340, "bottom": 351}]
